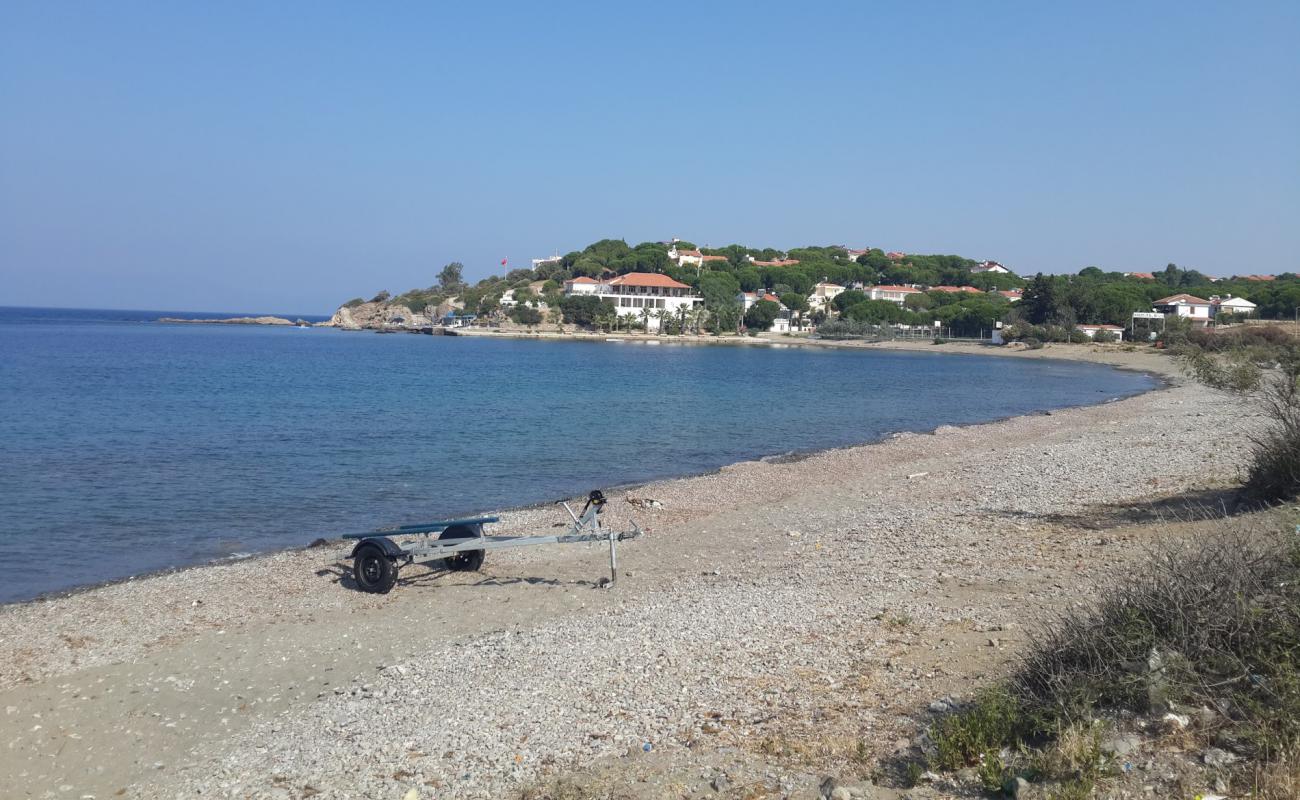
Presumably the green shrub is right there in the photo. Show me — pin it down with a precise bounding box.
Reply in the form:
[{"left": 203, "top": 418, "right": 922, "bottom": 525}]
[{"left": 933, "top": 689, "right": 1041, "bottom": 769}]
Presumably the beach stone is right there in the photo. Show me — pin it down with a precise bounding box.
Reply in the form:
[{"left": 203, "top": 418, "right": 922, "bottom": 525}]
[
  {"left": 1101, "top": 734, "right": 1141, "bottom": 756},
  {"left": 1203, "top": 747, "right": 1238, "bottom": 768}
]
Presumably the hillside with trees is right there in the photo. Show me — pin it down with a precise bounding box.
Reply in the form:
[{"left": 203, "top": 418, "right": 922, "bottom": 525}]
[{"left": 337, "top": 239, "right": 1298, "bottom": 334}]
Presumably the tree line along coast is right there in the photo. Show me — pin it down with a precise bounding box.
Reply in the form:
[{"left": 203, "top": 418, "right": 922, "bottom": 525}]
[{"left": 328, "top": 238, "right": 1298, "bottom": 341}]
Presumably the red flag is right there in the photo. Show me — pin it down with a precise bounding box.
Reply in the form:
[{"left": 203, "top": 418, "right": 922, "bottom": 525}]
[{"left": 501, "top": 258, "right": 507, "bottom": 266}]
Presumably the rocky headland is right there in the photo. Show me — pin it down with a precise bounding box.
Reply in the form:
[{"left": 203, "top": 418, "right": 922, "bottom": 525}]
[
  {"left": 157, "top": 315, "right": 302, "bottom": 326},
  {"left": 322, "top": 298, "right": 462, "bottom": 331}
]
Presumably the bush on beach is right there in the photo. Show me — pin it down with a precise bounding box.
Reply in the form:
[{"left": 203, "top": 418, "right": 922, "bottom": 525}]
[
  {"left": 1177, "top": 326, "right": 1300, "bottom": 504},
  {"left": 929, "top": 522, "right": 1300, "bottom": 794}
]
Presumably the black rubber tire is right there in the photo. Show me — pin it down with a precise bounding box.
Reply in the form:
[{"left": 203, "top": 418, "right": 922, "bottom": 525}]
[
  {"left": 440, "top": 525, "right": 485, "bottom": 571},
  {"left": 353, "top": 543, "right": 398, "bottom": 593}
]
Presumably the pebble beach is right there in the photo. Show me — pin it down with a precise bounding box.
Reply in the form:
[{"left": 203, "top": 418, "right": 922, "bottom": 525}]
[{"left": 0, "top": 342, "right": 1260, "bottom": 799}]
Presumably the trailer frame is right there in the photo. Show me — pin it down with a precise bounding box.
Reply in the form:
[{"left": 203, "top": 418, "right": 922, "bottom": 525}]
[{"left": 341, "top": 490, "right": 641, "bottom": 594}]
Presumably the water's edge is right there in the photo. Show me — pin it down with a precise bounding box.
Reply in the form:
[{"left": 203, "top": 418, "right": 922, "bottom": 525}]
[{"left": 6, "top": 350, "right": 1166, "bottom": 609}]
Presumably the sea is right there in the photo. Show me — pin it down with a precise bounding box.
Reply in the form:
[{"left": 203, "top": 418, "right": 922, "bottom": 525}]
[{"left": 0, "top": 306, "right": 1157, "bottom": 603}]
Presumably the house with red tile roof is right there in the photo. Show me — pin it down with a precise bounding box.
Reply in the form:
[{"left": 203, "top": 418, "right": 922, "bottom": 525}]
[
  {"left": 1124, "top": 272, "right": 1156, "bottom": 280},
  {"left": 562, "top": 272, "right": 703, "bottom": 331},
  {"left": 998, "top": 289, "right": 1023, "bottom": 302},
  {"left": 928, "top": 285, "right": 977, "bottom": 294},
  {"left": 738, "top": 291, "right": 781, "bottom": 310},
  {"left": 1154, "top": 293, "right": 1213, "bottom": 324}
]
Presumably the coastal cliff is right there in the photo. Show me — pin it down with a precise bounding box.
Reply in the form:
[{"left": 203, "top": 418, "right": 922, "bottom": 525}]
[{"left": 322, "top": 297, "right": 460, "bottom": 330}]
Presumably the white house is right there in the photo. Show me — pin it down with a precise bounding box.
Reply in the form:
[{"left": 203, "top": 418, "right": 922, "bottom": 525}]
[
  {"left": 868, "top": 285, "right": 923, "bottom": 305},
  {"left": 1211, "top": 295, "right": 1257, "bottom": 317},
  {"left": 807, "top": 281, "right": 846, "bottom": 312},
  {"left": 668, "top": 247, "right": 703, "bottom": 267},
  {"left": 738, "top": 290, "right": 781, "bottom": 311},
  {"left": 562, "top": 276, "right": 601, "bottom": 295},
  {"left": 998, "top": 289, "right": 1023, "bottom": 303},
  {"left": 769, "top": 313, "right": 813, "bottom": 334},
  {"left": 668, "top": 247, "right": 729, "bottom": 268},
  {"left": 531, "top": 254, "right": 562, "bottom": 269},
  {"left": 972, "top": 260, "right": 1011, "bottom": 274},
  {"left": 562, "top": 272, "right": 703, "bottom": 331},
  {"left": 1154, "top": 293, "right": 1213, "bottom": 324},
  {"left": 1076, "top": 324, "right": 1125, "bottom": 341}
]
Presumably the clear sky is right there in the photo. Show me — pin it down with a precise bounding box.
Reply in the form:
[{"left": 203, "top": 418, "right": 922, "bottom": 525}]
[{"left": 2, "top": 1, "right": 1297, "bottom": 314}]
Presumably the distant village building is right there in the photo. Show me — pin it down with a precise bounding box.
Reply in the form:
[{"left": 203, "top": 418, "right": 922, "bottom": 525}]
[
  {"left": 562, "top": 276, "right": 600, "bottom": 295},
  {"left": 668, "top": 246, "right": 727, "bottom": 267},
  {"left": 844, "top": 247, "right": 870, "bottom": 260},
  {"left": 928, "top": 285, "right": 977, "bottom": 294},
  {"left": 437, "top": 311, "right": 476, "bottom": 328},
  {"left": 561, "top": 272, "right": 703, "bottom": 331},
  {"left": 998, "top": 289, "right": 1023, "bottom": 302},
  {"left": 668, "top": 247, "right": 703, "bottom": 267},
  {"left": 807, "top": 281, "right": 846, "bottom": 312},
  {"left": 886, "top": 251, "right": 907, "bottom": 261},
  {"left": 736, "top": 291, "right": 811, "bottom": 333},
  {"left": 531, "top": 254, "right": 562, "bottom": 269},
  {"left": 1211, "top": 295, "right": 1257, "bottom": 317},
  {"left": 1124, "top": 272, "right": 1156, "bottom": 280},
  {"left": 971, "top": 260, "right": 1011, "bottom": 274},
  {"left": 868, "top": 285, "right": 923, "bottom": 305},
  {"left": 746, "top": 255, "right": 800, "bottom": 267},
  {"left": 737, "top": 291, "right": 781, "bottom": 311},
  {"left": 1153, "top": 293, "right": 1213, "bottom": 325},
  {"left": 1076, "top": 324, "right": 1125, "bottom": 340}
]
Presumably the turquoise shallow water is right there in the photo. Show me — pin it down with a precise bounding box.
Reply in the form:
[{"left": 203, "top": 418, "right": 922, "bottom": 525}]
[{"left": 0, "top": 307, "right": 1157, "bottom": 603}]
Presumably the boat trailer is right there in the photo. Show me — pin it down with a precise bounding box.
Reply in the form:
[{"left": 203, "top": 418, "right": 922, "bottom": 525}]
[{"left": 342, "top": 490, "right": 642, "bottom": 593}]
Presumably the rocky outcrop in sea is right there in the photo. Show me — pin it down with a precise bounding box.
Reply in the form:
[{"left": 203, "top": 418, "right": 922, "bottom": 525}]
[{"left": 322, "top": 298, "right": 461, "bottom": 330}]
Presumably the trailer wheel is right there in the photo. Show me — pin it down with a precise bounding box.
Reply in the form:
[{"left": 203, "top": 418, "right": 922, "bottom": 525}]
[
  {"left": 353, "top": 543, "right": 397, "bottom": 593},
  {"left": 440, "top": 525, "right": 485, "bottom": 571}
]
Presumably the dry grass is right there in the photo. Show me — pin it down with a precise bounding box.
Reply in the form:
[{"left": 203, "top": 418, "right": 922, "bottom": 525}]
[{"left": 1252, "top": 748, "right": 1300, "bottom": 800}]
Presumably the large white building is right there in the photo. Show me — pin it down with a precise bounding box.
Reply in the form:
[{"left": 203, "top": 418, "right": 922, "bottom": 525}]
[
  {"left": 868, "top": 285, "right": 923, "bottom": 305},
  {"left": 562, "top": 272, "right": 703, "bottom": 331},
  {"left": 972, "top": 260, "right": 1011, "bottom": 274}
]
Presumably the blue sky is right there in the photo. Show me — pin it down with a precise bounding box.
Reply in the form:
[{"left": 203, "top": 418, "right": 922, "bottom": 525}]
[{"left": 2, "top": 1, "right": 1297, "bottom": 314}]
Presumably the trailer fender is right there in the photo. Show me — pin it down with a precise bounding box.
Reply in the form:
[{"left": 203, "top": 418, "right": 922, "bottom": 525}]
[{"left": 349, "top": 536, "right": 403, "bottom": 560}]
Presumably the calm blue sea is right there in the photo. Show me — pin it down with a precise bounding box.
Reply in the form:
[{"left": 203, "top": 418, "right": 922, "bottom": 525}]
[{"left": 0, "top": 306, "right": 1156, "bottom": 603}]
